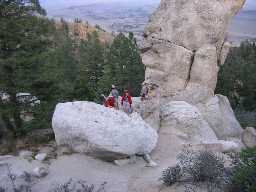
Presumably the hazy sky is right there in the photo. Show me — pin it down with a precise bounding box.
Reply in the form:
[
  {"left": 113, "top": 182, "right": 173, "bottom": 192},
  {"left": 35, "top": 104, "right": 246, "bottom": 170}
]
[
  {"left": 40, "top": 0, "right": 159, "bottom": 10},
  {"left": 40, "top": 0, "right": 256, "bottom": 11}
]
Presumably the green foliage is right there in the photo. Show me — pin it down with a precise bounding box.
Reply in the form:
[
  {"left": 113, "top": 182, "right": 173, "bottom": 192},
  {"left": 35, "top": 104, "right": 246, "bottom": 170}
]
[
  {"left": 229, "top": 148, "right": 256, "bottom": 192},
  {"left": 0, "top": 0, "right": 53, "bottom": 136},
  {"left": 216, "top": 40, "right": 256, "bottom": 111},
  {"left": 235, "top": 109, "right": 256, "bottom": 128},
  {"left": 0, "top": 1, "right": 145, "bottom": 143},
  {"left": 100, "top": 32, "right": 145, "bottom": 96},
  {"left": 78, "top": 31, "right": 105, "bottom": 101}
]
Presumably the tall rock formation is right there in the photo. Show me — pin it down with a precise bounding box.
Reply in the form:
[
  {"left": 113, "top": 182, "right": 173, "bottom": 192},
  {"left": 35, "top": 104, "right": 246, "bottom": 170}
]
[
  {"left": 142, "top": 0, "right": 246, "bottom": 104},
  {"left": 141, "top": 0, "right": 245, "bottom": 144}
]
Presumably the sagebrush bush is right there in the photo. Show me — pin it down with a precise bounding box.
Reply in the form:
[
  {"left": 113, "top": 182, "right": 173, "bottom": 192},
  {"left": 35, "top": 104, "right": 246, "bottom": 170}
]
[
  {"left": 178, "top": 150, "right": 225, "bottom": 183},
  {"left": 51, "top": 179, "right": 107, "bottom": 192},
  {"left": 161, "top": 165, "right": 182, "bottom": 186},
  {"left": 161, "top": 150, "right": 230, "bottom": 192}
]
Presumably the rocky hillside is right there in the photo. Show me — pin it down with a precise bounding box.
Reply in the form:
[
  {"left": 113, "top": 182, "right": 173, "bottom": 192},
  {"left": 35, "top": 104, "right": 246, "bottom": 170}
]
[{"left": 55, "top": 20, "right": 114, "bottom": 44}]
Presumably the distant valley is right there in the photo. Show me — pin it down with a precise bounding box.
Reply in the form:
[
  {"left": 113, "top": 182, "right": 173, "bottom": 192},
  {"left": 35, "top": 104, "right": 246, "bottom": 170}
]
[{"left": 45, "top": 2, "right": 256, "bottom": 45}]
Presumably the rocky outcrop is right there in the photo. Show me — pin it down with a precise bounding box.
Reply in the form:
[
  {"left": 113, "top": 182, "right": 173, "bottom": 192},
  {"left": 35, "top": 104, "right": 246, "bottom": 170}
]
[
  {"left": 159, "top": 101, "right": 243, "bottom": 153},
  {"left": 52, "top": 102, "right": 158, "bottom": 161},
  {"left": 198, "top": 95, "right": 243, "bottom": 140},
  {"left": 139, "top": 84, "right": 161, "bottom": 131},
  {"left": 140, "top": 0, "right": 246, "bottom": 149},
  {"left": 160, "top": 101, "right": 218, "bottom": 143},
  {"left": 242, "top": 127, "right": 256, "bottom": 148},
  {"left": 142, "top": 0, "right": 246, "bottom": 103}
]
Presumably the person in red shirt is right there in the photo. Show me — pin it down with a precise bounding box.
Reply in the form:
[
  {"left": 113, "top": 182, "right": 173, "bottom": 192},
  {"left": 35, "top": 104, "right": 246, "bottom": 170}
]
[
  {"left": 121, "top": 90, "right": 133, "bottom": 114},
  {"left": 104, "top": 95, "right": 115, "bottom": 108}
]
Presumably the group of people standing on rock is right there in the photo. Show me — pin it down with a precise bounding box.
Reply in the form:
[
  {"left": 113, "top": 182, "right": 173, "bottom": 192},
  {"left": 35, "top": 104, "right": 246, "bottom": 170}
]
[
  {"left": 103, "top": 82, "right": 158, "bottom": 115},
  {"left": 103, "top": 85, "right": 133, "bottom": 114}
]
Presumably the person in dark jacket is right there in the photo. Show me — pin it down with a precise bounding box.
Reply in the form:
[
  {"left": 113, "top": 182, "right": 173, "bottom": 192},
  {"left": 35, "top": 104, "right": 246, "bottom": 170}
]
[{"left": 110, "top": 85, "right": 119, "bottom": 109}]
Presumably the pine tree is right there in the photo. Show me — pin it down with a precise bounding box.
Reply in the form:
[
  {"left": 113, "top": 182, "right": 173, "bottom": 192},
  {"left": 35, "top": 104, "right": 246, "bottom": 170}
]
[
  {"left": 216, "top": 40, "right": 256, "bottom": 111},
  {"left": 78, "top": 31, "right": 105, "bottom": 101},
  {"left": 100, "top": 32, "right": 145, "bottom": 96},
  {"left": 0, "top": 0, "right": 52, "bottom": 136},
  {"left": 43, "top": 19, "right": 78, "bottom": 101}
]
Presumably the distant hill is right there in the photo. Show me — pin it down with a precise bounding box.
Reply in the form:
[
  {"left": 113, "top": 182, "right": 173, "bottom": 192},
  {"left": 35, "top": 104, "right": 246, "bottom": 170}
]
[{"left": 46, "top": 2, "right": 256, "bottom": 45}]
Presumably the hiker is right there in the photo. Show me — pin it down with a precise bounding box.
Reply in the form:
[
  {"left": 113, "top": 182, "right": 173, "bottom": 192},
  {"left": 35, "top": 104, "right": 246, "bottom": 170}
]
[
  {"left": 103, "top": 94, "right": 115, "bottom": 108},
  {"left": 121, "top": 90, "right": 133, "bottom": 114},
  {"left": 141, "top": 82, "right": 149, "bottom": 101},
  {"left": 110, "top": 85, "right": 119, "bottom": 109}
]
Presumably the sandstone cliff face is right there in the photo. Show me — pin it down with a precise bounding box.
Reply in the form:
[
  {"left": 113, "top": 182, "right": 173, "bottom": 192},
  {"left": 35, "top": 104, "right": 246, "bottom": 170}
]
[{"left": 142, "top": 0, "right": 245, "bottom": 104}]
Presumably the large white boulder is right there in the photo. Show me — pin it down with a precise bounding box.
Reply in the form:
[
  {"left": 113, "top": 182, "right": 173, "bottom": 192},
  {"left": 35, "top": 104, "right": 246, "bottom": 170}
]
[
  {"left": 52, "top": 101, "right": 158, "bottom": 161},
  {"left": 198, "top": 95, "right": 243, "bottom": 139},
  {"left": 160, "top": 101, "right": 218, "bottom": 144},
  {"left": 158, "top": 101, "right": 243, "bottom": 153}
]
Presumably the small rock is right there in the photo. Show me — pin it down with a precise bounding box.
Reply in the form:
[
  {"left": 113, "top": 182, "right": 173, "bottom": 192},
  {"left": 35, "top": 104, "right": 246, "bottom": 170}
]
[
  {"left": 145, "top": 161, "right": 158, "bottom": 168},
  {"left": 143, "top": 154, "right": 158, "bottom": 168},
  {"left": 114, "top": 156, "right": 137, "bottom": 166},
  {"left": 19, "top": 151, "right": 33, "bottom": 160},
  {"left": 57, "top": 146, "right": 72, "bottom": 156},
  {"left": 39, "top": 146, "right": 56, "bottom": 159},
  {"left": 242, "top": 127, "right": 256, "bottom": 148},
  {"left": 35, "top": 153, "right": 47, "bottom": 161},
  {"left": 32, "top": 167, "right": 48, "bottom": 178},
  {"left": 114, "top": 159, "right": 131, "bottom": 166}
]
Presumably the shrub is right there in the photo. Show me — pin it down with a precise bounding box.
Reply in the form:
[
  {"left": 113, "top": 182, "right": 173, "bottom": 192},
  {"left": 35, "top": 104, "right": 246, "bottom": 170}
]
[
  {"left": 229, "top": 148, "right": 256, "bottom": 192},
  {"left": 51, "top": 179, "right": 107, "bottom": 192},
  {"left": 0, "top": 163, "right": 107, "bottom": 192},
  {"left": 178, "top": 150, "right": 225, "bottom": 183},
  {"left": 161, "top": 165, "right": 182, "bottom": 186},
  {"left": 161, "top": 150, "right": 230, "bottom": 192}
]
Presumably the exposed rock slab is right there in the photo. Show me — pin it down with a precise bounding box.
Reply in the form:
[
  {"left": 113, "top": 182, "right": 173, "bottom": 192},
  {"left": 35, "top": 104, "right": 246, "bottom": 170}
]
[
  {"left": 184, "top": 140, "right": 242, "bottom": 153},
  {"left": 142, "top": 43, "right": 194, "bottom": 98},
  {"left": 52, "top": 101, "right": 158, "bottom": 161},
  {"left": 160, "top": 101, "right": 218, "bottom": 144},
  {"left": 188, "top": 45, "right": 219, "bottom": 94},
  {"left": 198, "top": 94, "right": 243, "bottom": 139}
]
